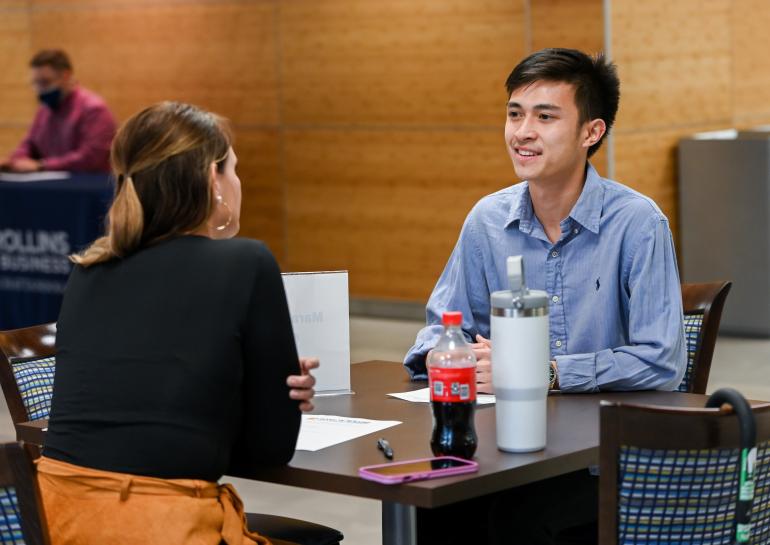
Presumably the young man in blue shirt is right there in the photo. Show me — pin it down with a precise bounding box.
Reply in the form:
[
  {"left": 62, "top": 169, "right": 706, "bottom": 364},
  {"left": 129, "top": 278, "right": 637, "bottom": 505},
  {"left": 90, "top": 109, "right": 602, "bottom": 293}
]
[
  {"left": 405, "top": 48, "right": 685, "bottom": 395},
  {"left": 406, "top": 48, "right": 686, "bottom": 544}
]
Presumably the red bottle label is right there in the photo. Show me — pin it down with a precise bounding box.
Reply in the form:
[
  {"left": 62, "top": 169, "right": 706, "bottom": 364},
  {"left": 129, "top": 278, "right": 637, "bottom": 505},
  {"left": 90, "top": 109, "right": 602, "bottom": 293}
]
[{"left": 428, "top": 366, "right": 476, "bottom": 403}]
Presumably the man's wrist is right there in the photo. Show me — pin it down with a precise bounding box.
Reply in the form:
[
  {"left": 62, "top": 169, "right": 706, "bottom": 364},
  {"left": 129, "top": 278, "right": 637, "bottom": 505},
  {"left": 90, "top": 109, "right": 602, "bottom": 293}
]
[{"left": 549, "top": 360, "right": 559, "bottom": 390}]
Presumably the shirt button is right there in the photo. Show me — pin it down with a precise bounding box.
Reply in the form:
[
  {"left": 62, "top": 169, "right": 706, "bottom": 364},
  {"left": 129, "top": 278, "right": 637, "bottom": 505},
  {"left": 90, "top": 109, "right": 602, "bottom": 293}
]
[
  {"left": 552, "top": 295, "right": 560, "bottom": 303},
  {"left": 551, "top": 250, "right": 559, "bottom": 258},
  {"left": 555, "top": 340, "right": 562, "bottom": 347},
  {"left": 573, "top": 228, "right": 579, "bottom": 234}
]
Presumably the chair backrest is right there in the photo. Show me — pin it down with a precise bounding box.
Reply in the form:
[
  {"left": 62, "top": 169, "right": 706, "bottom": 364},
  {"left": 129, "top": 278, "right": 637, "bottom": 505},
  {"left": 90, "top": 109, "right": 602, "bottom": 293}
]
[
  {"left": 0, "top": 442, "right": 50, "bottom": 545},
  {"left": 599, "top": 399, "right": 770, "bottom": 545},
  {"left": 0, "top": 324, "right": 57, "bottom": 425},
  {"left": 678, "top": 281, "right": 732, "bottom": 394}
]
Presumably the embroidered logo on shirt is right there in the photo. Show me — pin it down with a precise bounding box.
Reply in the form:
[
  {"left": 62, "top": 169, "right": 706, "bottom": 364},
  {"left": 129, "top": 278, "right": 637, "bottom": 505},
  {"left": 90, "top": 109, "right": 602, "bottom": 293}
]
[{"left": 595, "top": 277, "right": 601, "bottom": 291}]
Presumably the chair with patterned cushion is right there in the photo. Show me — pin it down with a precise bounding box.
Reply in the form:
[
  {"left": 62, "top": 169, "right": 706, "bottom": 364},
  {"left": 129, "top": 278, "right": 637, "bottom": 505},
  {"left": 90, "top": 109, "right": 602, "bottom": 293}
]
[
  {"left": 0, "top": 323, "right": 343, "bottom": 545},
  {"left": 678, "top": 281, "right": 732, "bottom": 394},
  {"left": 0, "top": 324, "right": 57, "bottom": 438},
  {"left": 599, "top": 390, "right": 770, "bottom": 545},
  {"left": 0, "top": 441, "right": 50, "bottom": 545}
]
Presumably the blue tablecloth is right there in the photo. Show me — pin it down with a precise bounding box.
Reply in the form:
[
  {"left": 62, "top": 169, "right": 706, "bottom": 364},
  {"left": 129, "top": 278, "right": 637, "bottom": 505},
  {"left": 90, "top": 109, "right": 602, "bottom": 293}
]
[{"left": 0, "top": 174, "right": 114, "bottom": 330}]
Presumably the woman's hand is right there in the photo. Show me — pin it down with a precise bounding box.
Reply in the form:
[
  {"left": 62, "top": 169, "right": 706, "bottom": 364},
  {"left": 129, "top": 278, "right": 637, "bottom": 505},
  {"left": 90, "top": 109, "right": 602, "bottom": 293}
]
[{"left": 287, "top": 357, "right": 319, "bottom": 412}]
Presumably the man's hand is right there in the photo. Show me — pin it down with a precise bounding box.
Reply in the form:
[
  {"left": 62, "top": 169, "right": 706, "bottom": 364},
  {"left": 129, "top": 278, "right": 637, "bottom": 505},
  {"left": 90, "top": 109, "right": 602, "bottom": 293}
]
[
  {"left": 287, "top": 357, "right": 319, "bottom": 412},
  {"left": 0, "top": 158, "right": 10, "bottom": 171},
  {"left": 471, "top": 334, "right": 494, "bottom": 394},
  {"left": 9, "top": 158, "right": 41, "bottom": 172}
]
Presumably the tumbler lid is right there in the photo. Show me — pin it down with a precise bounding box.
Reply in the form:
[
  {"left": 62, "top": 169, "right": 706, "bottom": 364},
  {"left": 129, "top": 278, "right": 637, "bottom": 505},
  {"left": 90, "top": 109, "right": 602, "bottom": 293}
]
[
  {"left": 490, "top": 288, "right": 548, "bottom": 310},
  {"left": 490, "top": 255, "right": 548, "bottom": 311}
]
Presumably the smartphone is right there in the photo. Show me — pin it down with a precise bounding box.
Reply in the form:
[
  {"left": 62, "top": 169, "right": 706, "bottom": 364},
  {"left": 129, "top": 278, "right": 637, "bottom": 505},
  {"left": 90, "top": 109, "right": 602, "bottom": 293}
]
[{"left": 359, "top": 456, "right": 478, "bottom": 484}]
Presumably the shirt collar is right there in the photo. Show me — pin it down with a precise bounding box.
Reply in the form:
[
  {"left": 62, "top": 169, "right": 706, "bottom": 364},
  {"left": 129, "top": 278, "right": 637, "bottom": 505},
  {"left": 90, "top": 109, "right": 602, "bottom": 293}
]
[
  {"left": 506, "top": 181, "right": 533, "bottom": 233},
  {"left": 568, "top": 163, "right": 604, "bottom": 234},
  {"left": 56, "top": 85, "right": 79, "bottom": 112},
  {"left": 505, "top": 163, "right": 604, "bottom": 235}
]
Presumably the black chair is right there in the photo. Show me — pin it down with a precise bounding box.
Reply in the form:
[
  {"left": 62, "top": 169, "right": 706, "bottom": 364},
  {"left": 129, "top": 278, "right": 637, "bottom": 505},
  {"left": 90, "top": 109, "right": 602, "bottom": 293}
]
[
  {"left": 678, "top": 281, "right": 732, "bottom": 393},
  {"left": 0, "top": 323, "right": 343, "bottom": 545},
  {"left": 0, "top": 441, "right": 50, "bottom": 545},
  {"left": 600, "top": 388, "right": 770, "bottom": 544}
]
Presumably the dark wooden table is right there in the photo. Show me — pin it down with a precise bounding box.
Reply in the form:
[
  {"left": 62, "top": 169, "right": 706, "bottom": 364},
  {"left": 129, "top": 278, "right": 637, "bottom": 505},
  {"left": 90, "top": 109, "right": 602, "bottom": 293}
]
[
  {"left": 18, "top": 361, "right": 730, "bottom": 545},
  {"left": 249, "top": 361, "right": 722, "bottom": 545}
]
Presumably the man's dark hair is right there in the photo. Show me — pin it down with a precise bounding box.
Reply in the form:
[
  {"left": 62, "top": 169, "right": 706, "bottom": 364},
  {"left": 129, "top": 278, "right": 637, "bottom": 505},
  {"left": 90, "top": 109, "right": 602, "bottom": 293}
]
[
  {"left": 505, "top": 48, "right": 619, "bottom": 158},
  {"left": 29, "top": 49, "right": 73, "bottom": 72}
]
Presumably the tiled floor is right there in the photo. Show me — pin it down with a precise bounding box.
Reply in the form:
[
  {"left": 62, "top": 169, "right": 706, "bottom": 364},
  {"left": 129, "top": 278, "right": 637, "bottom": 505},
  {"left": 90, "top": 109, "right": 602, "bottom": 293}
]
[{"left": 2, "top": 316, "right": 769, "bottom": 544}]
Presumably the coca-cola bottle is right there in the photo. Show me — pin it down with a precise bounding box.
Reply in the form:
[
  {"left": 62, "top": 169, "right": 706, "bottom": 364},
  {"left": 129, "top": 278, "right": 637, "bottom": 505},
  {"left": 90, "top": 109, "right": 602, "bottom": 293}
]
[{"left": 427, "top": 311, "right": 478, "bottom": 459}]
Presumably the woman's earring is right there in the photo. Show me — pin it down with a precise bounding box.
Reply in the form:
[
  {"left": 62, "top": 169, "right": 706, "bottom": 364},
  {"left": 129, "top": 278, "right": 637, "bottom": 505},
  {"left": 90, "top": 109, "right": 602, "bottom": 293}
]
[{"left": 215, "top": 194, "right": 232, "bottom": 232}]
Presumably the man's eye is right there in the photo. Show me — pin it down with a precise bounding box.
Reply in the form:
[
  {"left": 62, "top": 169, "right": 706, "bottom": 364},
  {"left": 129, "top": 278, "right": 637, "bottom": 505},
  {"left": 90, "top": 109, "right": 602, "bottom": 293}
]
[
  {"left": 508, "top": 111, "right": 520, "bottom": 118},
  {"left": 539, "top": 114, "right": 552, "bottom": 120}
]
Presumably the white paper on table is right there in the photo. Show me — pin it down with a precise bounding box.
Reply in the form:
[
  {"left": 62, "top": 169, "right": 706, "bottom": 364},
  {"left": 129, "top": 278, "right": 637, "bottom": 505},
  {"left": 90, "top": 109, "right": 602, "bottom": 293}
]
[
  {"left": 387, "top": 387, "right": 496, "bottom": 405},
  {"left": 295, "top": 414, "right": 401, "bottom": 452},
  {"left": 0, "top": 171, "right": 71, "bottom": 182}
]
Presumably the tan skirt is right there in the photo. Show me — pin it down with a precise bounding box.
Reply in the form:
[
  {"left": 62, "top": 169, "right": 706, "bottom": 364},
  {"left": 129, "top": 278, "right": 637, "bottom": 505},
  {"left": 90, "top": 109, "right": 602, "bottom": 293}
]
[{"left": 36, "top": 456, "right": 277, "bottom": 545}]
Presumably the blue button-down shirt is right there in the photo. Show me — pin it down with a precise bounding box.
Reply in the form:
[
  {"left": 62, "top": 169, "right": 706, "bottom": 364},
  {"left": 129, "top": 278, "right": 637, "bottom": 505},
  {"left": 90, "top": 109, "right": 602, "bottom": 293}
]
[{"left": 404, "top": 164, "right": 686, "bottom": 392}]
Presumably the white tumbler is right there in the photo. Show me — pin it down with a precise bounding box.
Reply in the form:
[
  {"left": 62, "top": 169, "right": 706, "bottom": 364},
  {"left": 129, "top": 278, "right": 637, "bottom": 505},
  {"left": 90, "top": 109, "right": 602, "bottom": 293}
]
[{"left": 490, "top": 256, "right": 549, "bottom": 452}]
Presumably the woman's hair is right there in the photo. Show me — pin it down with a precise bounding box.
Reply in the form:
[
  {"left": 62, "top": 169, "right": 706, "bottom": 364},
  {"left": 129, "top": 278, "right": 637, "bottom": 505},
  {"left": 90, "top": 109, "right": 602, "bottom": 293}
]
[{"left": 72, "top": 102, "right": 232, "bottom": 267}]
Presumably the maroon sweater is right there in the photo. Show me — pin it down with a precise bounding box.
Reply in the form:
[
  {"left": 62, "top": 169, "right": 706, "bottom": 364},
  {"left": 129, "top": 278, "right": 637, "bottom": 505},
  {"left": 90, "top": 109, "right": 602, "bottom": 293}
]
[{"left": 10, "top": 85, "right": 116, "bottom": 172}]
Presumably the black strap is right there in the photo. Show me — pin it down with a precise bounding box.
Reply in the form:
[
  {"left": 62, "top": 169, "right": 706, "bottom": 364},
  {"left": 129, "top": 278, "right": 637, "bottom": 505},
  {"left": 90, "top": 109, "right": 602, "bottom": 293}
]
[{"left": 706, "top": 388, "right": 756, "bottom": 544}]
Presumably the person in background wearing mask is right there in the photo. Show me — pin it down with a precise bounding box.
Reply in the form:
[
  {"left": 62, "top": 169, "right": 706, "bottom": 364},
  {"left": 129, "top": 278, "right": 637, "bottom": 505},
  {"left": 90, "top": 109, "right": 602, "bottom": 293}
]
[{"left": 0, "top": 49, "right": 116, "bottom": 173}]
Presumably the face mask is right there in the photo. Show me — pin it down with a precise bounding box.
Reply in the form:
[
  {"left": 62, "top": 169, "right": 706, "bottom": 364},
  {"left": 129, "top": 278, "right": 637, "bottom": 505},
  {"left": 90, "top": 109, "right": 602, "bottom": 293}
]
[{"left": 38, "top": 88, "right": 62, "bottom": 110}]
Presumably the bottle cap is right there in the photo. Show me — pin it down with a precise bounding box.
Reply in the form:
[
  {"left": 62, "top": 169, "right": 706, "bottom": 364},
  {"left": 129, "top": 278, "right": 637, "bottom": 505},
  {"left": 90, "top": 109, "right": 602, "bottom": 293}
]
[{"left": 442, "top": 311, "right": 463, "bottom": 326}]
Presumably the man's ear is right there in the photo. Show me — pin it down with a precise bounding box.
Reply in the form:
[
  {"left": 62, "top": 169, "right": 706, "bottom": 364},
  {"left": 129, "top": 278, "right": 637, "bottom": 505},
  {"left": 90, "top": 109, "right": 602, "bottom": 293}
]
[
  {"left": 60, "top": 69, "right": 74, "bottom": 87},
  {"left": 583, "top": 119, "right": 607, "bottom": 149}
]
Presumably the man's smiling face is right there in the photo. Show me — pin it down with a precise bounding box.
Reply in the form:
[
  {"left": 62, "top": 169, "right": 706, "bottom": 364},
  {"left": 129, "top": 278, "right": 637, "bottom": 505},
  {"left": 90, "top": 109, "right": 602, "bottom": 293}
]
[{"left": 505, "top": 80, "right": 590, "bottom": 185}]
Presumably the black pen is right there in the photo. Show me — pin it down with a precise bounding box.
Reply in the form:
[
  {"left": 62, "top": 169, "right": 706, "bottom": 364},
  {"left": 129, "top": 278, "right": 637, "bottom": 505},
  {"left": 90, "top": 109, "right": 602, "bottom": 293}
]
[{"left": 377, "top": 438, "right": 394, "bottom": 460}]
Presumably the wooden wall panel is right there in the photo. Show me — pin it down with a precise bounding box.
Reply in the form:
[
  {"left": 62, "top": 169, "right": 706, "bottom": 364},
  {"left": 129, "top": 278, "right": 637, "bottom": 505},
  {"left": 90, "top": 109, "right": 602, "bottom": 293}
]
[
  {"left": 234, "top": 129, "right": 284, "bottom": 263},
  {"left": 734, "top": 114, "right": 770, "bottom": 131},
  {"left": 281, "top": 0, "right": 526, "bottom": 126},
  {"left": 732, "top": 0, "right": 770, "bottom": 124},
  {"left": 20, "top": 0, "right": 753, "bottom": 302},
  {"left": 612, "top": 0, "right": 731, "bottom": 131},
  {"left": 0, "top": 127, "right": 29, "bottom": 158},
  {"left": 530, "top": 0, "right": 603, "bottom": 54},
  {"left": 589, "top": 145, "right": 608, "bottom": 179},
  {"left": 0, "top": 5, "right": 33, "bottom": 124},
  {"left": 29, "top": 1, "right": 279, "bottom": 125},
  {"left": 529, "top": 0, "right": 607, "bottom": 176},
  {"left": 284, "top": 129, "right": 513, "bottom": 299},
  {"left": 613, "top": 125, "right": 724, "bottom": 240}
]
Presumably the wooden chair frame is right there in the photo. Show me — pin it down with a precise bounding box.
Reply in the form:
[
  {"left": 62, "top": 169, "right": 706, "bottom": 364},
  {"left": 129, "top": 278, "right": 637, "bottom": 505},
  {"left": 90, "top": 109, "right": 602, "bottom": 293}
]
[
  {"left": 0, "top": 323, "right": 57, "bottom": 426},
  {"left": 0, "top": 441, "right": 50, "bottom": 545},
  {"left": 599, "top": 400, "right": 770, "bottom": 545},
  {"left": 681, "top": 281, "right": 732, "bottom": 394}
]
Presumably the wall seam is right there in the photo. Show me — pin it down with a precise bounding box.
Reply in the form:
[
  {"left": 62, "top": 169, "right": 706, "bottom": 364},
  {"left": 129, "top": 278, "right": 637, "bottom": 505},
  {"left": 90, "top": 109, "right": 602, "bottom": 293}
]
[
  {"left": 274, "top": 0, "right": 289, "bottom": 269},
  {"left": 603, "top": 0, "right": 615, "bottom": 179},
  {"left": 614, "top": 119, "right": 734, "bottom": 135},
  {"left": 523, "top": 0, "right": 532, "bottom": 54}
]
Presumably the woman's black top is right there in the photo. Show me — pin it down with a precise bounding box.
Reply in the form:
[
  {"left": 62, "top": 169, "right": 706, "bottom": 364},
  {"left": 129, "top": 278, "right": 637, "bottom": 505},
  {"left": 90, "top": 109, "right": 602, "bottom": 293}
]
[{"left": 43, "top": 236, "right": 301, "bottom": 482}]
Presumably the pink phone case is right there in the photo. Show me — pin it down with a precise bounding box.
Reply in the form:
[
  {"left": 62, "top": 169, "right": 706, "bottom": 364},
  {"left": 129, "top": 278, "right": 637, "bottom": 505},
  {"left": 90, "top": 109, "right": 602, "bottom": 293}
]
[{"left": 358, "top": 456, "right": 478, "bottom": 484}]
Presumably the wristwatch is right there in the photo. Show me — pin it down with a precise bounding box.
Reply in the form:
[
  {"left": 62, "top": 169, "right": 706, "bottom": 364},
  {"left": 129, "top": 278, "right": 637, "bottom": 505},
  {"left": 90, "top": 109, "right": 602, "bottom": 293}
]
[{"left": 548, "top": 361, "right": 558, "bottom": 390}]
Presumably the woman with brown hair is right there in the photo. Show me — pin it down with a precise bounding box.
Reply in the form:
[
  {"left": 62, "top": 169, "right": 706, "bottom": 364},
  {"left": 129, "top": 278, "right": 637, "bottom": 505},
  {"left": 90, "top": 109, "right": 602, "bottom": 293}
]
[{"left": 36, "top": 101, "right": 316, "bottom": 545}]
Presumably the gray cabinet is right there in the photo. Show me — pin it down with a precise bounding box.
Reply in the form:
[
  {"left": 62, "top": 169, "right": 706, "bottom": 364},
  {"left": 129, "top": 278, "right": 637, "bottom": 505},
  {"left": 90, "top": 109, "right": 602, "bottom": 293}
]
[{"left": 678, "top": 130, "right": 770, "bottom": 335}]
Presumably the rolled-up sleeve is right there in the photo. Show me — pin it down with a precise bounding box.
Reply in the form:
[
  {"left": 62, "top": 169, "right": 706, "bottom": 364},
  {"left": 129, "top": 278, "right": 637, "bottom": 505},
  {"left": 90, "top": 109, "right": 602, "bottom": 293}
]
[{"left": 555, "top": 215, "right": 686, "bottom": 392}]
